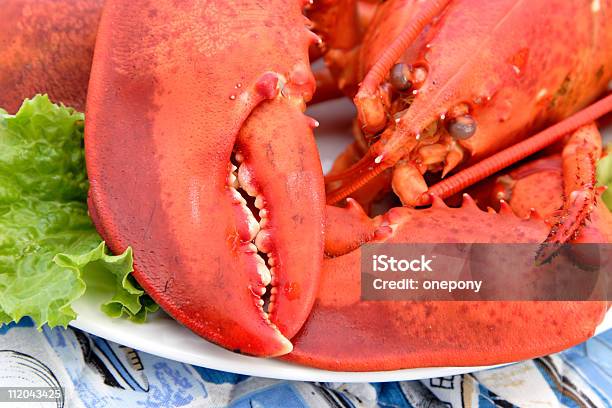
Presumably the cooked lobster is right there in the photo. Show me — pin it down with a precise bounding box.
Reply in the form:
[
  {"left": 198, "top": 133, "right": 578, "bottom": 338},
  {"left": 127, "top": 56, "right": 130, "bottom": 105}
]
[
  {"left": 0, "top": 0, "right": 101, "bottom": 113},
  {"left": 1, "top": 0, "right": 611, "bottom": 370}
]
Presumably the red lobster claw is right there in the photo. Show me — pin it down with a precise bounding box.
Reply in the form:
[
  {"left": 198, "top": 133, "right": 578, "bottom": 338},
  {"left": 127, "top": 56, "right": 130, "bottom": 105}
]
[
  {"left": 0, "top": 0, "right": 102, "bottom": 112},
  {"left": 287, "top": 199, "right": 608, "bottom": 370},
  {"left": 86, "top": 0, "right": 324, "bottom": 356}
]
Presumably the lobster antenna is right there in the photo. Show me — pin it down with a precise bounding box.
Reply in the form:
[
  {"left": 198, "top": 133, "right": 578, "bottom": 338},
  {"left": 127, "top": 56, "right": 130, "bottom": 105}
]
[
  {"left": 424, "top": 93, "right": 612, "bottom": 204},
  {"left": 326, "top": 159, "right": 388, "bottom": 204},
  {"left": 357, "top": 0, "right": 452, "bottom": 96},
  {"left": 324, "top": 148, "right": 382, "bottom": 183}
]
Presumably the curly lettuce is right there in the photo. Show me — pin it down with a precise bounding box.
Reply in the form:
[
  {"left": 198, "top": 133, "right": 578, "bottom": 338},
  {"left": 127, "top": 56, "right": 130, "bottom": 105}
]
[
  {"left": 0, "top": 95, "right": 157, "bottom": 328},
  {"left": 597, "top": 145, "right": 612, "bottom": 211}
]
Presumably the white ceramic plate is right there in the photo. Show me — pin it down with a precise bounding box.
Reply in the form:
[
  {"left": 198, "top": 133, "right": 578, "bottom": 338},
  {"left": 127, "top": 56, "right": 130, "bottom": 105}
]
[
  {"left": 71, "top": 288, "right": 612, "bottom": 383},
  {"left": 71, "top": 99, "right": 612, "bottom": 382}
]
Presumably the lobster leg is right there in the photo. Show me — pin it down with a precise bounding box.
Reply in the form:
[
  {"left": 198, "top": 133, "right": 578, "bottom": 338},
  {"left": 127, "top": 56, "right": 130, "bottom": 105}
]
[
  {"left": 0, "top": 0, "right": 102, "bottom": 112},
  {"left": 86, "top": 0, "right": 324, "bottom": 357},
  {"left": 543, "top": 124, "right": 606, "bottom": 245},
  {"left": 455, "top": 123, "right": 612, "bottom": 260},
  {"left": 502, "top": 124, "right": 612, "bottom": 245},
  {"left": 287, "top": 125, "right": 611, "bottom": 371}
]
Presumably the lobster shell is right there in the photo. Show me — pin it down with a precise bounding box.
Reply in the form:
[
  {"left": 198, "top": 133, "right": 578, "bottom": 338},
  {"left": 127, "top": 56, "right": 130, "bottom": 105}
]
[
  {"left": 85, "top": 0, "right": 325, "bottom": 357},
  {"left": 287, "top": 197, "right": 608, "bottom": 371},
  {"left": 361, "top": 0, "right": 612, "bottom": 157},
  {"left": 0, "top": 0, "right": 102, "bottom": 113},
  {"left": 324, "top": 0, "right": 612, "bottom": 207}
]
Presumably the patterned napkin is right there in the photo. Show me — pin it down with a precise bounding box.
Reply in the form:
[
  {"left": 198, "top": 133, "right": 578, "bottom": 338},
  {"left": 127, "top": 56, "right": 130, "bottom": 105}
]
[{"left": 0, "top": 318, "right": 609, "bottom": 408}]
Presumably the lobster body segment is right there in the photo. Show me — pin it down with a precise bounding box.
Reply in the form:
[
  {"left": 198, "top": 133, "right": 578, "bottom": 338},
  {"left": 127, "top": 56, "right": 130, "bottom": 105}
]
[{"left": 86, "top": 0, "right": 324, "bottom": 356}]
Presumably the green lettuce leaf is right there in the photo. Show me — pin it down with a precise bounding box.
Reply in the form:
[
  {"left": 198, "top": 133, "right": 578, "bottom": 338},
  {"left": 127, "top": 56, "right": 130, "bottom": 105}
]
[
  {"left": 0, "top": 95, "right": 157, "bottom": 328},
  {"left": 54, "top": 243, "right": 158, "bottom": 323},
  {"left": 596, "top": 145, "right": 612, "bottom": 211}
]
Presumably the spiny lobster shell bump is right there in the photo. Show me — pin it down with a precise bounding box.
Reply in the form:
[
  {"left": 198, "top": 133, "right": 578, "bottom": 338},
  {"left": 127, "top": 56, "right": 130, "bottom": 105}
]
[
  {"left": 85, "top": 0, "right": 325, "bottom": 357},
  {"left": 0, "top": 0, "right": 102, "bottom": 113}
]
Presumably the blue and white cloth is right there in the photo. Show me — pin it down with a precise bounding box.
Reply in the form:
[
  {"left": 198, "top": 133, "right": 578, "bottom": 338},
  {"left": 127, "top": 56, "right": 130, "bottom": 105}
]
[{"left": 0, "top": 318, "right": 610, "bottom": 407}]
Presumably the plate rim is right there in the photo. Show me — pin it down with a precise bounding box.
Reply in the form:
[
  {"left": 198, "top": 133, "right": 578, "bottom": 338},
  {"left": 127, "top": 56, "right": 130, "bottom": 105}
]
[{"left": 70, "top": 300, "right": 611, "bottom": 383}]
